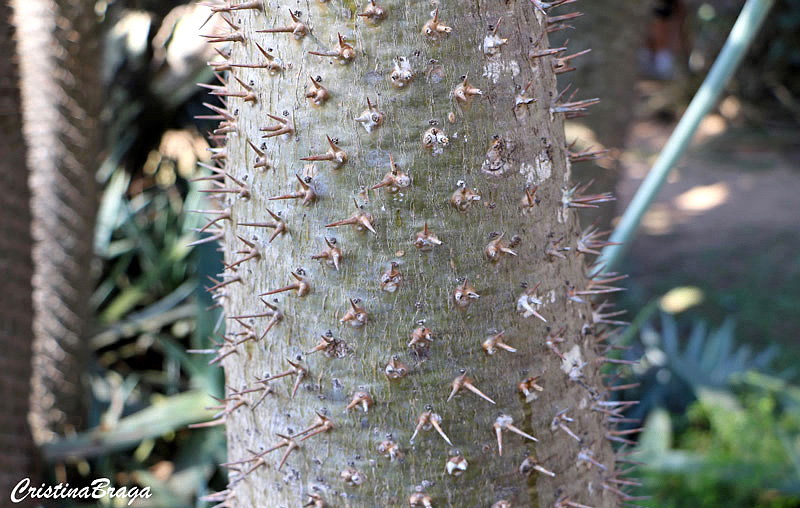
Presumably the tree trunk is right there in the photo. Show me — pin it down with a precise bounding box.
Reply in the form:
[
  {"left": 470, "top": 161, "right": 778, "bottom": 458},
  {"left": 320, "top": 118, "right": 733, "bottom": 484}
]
[
  {"left": 196, "top": 1, "right": 624, "bottom": 506},
  {"left": 0, "top": 7, "right": 37, "bottom": 505},
  {"left": 12, "top": 0, "right": 102, "bottom": 443}
]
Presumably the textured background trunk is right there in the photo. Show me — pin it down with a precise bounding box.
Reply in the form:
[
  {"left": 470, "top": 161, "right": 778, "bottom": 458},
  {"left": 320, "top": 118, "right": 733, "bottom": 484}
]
[
  {"left": 200, "top": 0, "right": 620, "bottom": 506},
  {"left": 12, "top": 0, "right": 102, "bottom": 443},
  {"left": 0, "top": 6, "right": 37, "bottom": 506}
]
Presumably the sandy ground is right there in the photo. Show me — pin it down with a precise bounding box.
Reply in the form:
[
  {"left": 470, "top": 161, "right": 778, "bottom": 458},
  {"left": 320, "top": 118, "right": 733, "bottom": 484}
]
[{"left": 609, "top": 103, "right": 800, "bottom": 360}]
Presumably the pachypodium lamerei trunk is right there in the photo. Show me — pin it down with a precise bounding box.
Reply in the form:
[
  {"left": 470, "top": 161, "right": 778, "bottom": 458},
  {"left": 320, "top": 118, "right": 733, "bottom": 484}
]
[
  {"left": 193, "top": 0, "right": 632, "bottom": 506},
  {"left": 0, "top": 9, "right": 37, "bottom": 503},
  {"left": 12, "top": 0, "right": 102, "bottom": 443}
]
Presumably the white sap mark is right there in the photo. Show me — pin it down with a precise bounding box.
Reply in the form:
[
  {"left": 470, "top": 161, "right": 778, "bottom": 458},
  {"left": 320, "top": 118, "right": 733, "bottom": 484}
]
[
  {"left": 519, "top": 151, "right": 552, "bottom": 185},
  {"left": 483, "top": 34, "right": 507, "bottom": 57},
  {"left": 565, "top": 157, "right": 572, "bottom": 182},
  {"left": 561, "top": 345, "right": 585, "bottom": 381},
  {"left": 579, "top": 397, "right": 588, "bottom": 409},
  {"left": 482, "top": 60, "right": 520, "bottom": 84},
  {"left": 548, "top": 289, "right": 556, "bottom": 303}
]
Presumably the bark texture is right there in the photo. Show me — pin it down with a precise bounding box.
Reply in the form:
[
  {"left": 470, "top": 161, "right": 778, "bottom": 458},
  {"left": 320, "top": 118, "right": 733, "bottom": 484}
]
[
  {"left": 0, "top": 6, "right": 37, "bottom": 505},
  {"left": 12, "top": 0, "right": 102, "bottom": 443},
  {"left": 200, "top": 1, "right": 620, "bottom": 506}
]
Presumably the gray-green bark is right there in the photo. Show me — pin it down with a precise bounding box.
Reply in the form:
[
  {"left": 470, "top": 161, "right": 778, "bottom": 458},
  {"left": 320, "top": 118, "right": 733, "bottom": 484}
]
[
  {"left": 200, "top": 1, "right": 621, "bottom": 506},
  {"left": 12, "top": 0, "right": 102, "bottom": 443},
  {"left": 0, "top": 7, "right": 37, "bottom": 505}
]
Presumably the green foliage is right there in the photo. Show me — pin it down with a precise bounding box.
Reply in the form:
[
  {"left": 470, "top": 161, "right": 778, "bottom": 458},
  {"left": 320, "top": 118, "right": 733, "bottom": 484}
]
[
  {"left": 45, "top": 157, "right": 228, "bottom": 506},
  {"left": 638, "top": 375, "right": 800, "bottom": 508},
  {"left": 629, "top": 308, "right": 800, "bottom": 508}
]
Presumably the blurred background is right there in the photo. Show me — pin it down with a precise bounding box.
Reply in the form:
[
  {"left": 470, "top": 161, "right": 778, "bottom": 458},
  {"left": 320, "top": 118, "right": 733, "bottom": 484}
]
[{"left": 2, "top": 0, "right": 799, "bottom": 506}]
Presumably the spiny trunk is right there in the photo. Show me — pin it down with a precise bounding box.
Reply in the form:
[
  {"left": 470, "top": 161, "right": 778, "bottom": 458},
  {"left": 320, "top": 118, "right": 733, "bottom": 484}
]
[
  {"left": 195, "top": 1, "right": 625, "bottom": 506},
  {"left": 12, "top": 0, "right": 102, "bottom": 443},
  {"left": 0, "top": 7, "right": 37, "bottom": 504},
  {"left": 550, "top": 0, "right": 652, "bottom": 229}
]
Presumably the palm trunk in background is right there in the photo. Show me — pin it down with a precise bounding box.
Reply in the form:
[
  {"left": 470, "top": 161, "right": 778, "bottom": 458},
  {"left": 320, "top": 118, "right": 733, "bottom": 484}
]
[
  {"left": 12, "top": 0, "right": 102, "bottom": 443},
  {"left": 194, "top": 0, "right": 631, "bottom": 506},
  {"left": 0, "top": 7, "right": 37, "bottom": 506}
]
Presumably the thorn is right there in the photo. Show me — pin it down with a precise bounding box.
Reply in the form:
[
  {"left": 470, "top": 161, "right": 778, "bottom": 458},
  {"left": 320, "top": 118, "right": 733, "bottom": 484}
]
[
  {"left": 448, "top": 372, "right": 496, "bottom": 404},
  {"left": 371, "top": 155, "right": 411, "bottom": 193},
  {"left": 293, "top": 412, "right": 335, "bottom": 441},
  {"left": 308, "top": 33, "right": 355, "bottom": 63},
  {"left": 384, "top": 356, "right": 408, "bottom": 380},
  {"left": 422, "top": 8, "right": 452, "bottom": 41},
  {"left": 545, "top": 236, "right": 569, "bottom": 260},
  {"left": 246, "top": 139, "right": 271, "bottom": 170},
  {"left": 485, "top": 232, "right": 517, "bottom": 263},
  {"left": 261, "top": 113, "right": 294, "bottom": 138},
  {"left": 494, "top": 414, "right": 537, "bottom": 456},
  {"left": 199, "top": 0, "right": 262, "bottom": 29},
  {"left": 274, "top": 434, "right": 300, "bottom": 470},
  {"left": 409, "top": 492, "right": 434, "bottom": 508},
  {"left": 520, "top": 185, "right": 540, "bottom": 210},
  {"left": 260, "top": 359, "right": 307, "bottom": 398},
  {"left": 411, "top": 408, "right": 452, "bottom": 446},
  {"left": 229, "top": 42, "right": 283, "bottom": 74},
  {"left": 482, "top": 330, "right": 516, "bottom": 355},
  {"left": 408, "top": 326, "right": 434, "bottom": 355},
  {"left": 311, "top": 237, "right": 343, "bottom": 270},
  {"left": 555, "top": 496, "right": 595, "bottom": 508},
  {"left": 325, "top": 202, "right": 376, "bottom": 234},
  {"left": 301, "top": 135, "right": 347, "bottom": 166},
  {"left": 305, "top": 75, "right": 331, "bottom": 106},
  {"left": 577, "top": 446, "right": 607, "bottom": 471},
  {"left": 340, "top": 468, "right": 365, "bottom": 486},
  {"left": 453, "top": 279, "right": 480, "bottom": 308},
  {"left": 592, "top": 300, "right": 628, "bottom": 326},
  {"left": 200, "top": 14, "right": 245, "bottom": 43},
  {"left": 189, "top": 416, "right": 226, "bottom": 428},
  {"left": 357, "top": 0, "right": 386, "bottom": 23},
  {"left": 450, "top": 186, "right": 481, "bottom": 211},
  {"left": 303, "top": 493, "right": 327, "bottom": 508},
  {"left": 256, "top": 9, "right": 307, "bottom": 39},
  {"left": 552, "top": 97, "right": 601, "bottom": 117},
  {"left": 340, "top": 298, "right": 368, "bottom": 328},
  {"left": 390, "top": 56, "right": 415, "bottom": 88},
  {"left": 268, "top": 174, "right": 316, "bottom": 206},
  {"left": 206, "top": 275, "right": 241, "bottom": 292},
  {"left": 551, "top": 409, "right": 582, "bottom": 442},
  {"left": 377, "top": 439, "right": 403, "bottom": 461},
  {"left": 520, "top": 455, "right": 556, "bottom": 477},
  {"left": 546, "top": 328, "right": 567, "bottom": 360},
  {"left": 227, "top": 235, "right": 260, "bottom": 268},
  {"left": 306, "top": 333, "right": 345, "bottom": 357},
  {"left": 379, "top": 262, "right": 403, "bottom": 292},
  {"left": 515, "top": 81, "right": 537, "bottom": 110},
  {"left": 518, "top": 375, "right": 544, "bottom": 402},
  {"left": 483, "top": 17, "right": 508, "bottom": 56},
  {"left": 259, "top": 271, "right": 311, "bottom": 297},
  {"left": 354, "top": 97, "right": 384, "bottom": 132},
  {"left": 453, "top": 75, "right": 482, "bottom": 105},
  {"left": 516, "top": 283, "right": 547, "bottom": 321},
  {"left": 238, "top": 208, "right": 287, "bottom": 242},
  {"left": 346, "top": 390, "right": 374, "bottom": 412},
  {"left": 414, "top": 222, "right": 443, "bottom": 251},
  {"left": 569, "top": 146, "right": 609, "bottom": 164}
]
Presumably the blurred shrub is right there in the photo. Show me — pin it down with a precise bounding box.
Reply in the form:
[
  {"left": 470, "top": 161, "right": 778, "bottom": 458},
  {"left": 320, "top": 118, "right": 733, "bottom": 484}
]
[{"left": 638, "top": 373, "right": 800, "bottom": 507}]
